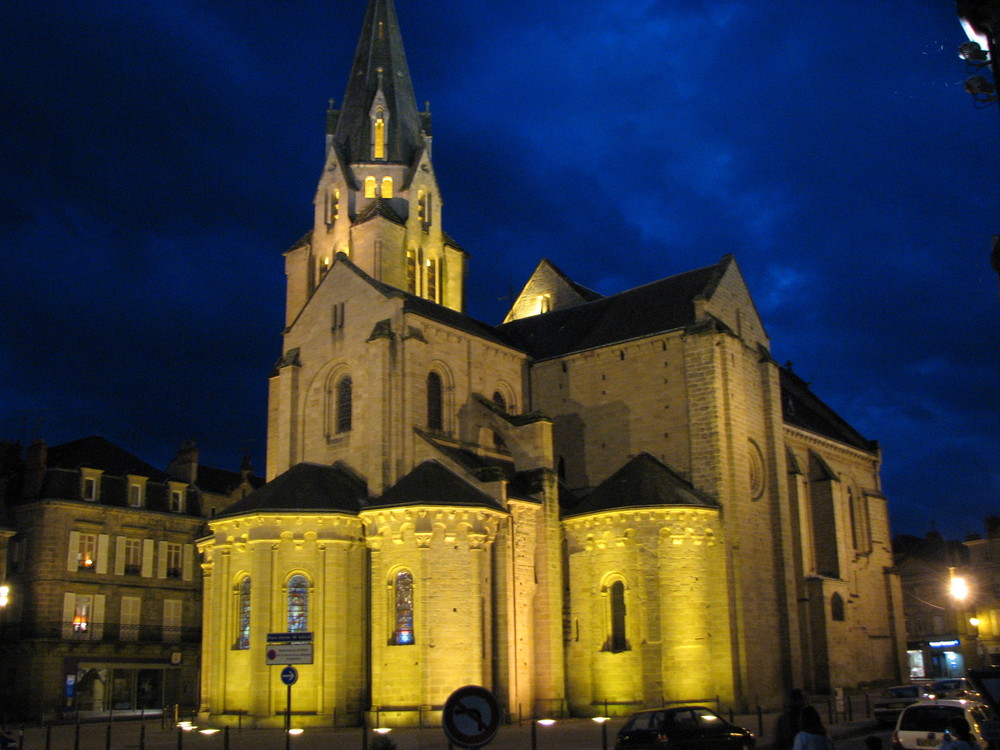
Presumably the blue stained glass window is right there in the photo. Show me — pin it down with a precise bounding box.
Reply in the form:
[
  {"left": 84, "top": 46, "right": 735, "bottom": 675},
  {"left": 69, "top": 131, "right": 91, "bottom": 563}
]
[
  {"left": 236, "top": 576, "right": 251, "bottom": 649},
  {"left": 394, "top": 570, "right": 414, "bottom": 645},
  {"left": 288, "top": 575, "right": 308, "bottom": 632}
]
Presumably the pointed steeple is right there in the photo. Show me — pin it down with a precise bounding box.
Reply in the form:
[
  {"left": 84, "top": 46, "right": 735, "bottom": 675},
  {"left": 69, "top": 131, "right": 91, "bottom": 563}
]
[{"left": 332, "top": 0, "right": 425, "bottom": 166}]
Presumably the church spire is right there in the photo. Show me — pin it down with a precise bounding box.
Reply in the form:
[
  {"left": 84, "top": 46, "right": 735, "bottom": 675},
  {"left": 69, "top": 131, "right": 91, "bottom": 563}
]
[{"left": 332, "top": 0, "right": 424, "bottom": 166}]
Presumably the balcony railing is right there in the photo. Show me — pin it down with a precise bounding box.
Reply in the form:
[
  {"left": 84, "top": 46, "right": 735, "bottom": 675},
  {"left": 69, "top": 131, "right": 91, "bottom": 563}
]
[{"left": 0, "top": 621, "right": 202, "bottom": 644}]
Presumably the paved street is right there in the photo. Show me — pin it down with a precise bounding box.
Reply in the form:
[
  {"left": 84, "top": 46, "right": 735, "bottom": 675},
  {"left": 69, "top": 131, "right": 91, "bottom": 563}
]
[{"left": 2, "top": 715, "right": 889, "bottom": 750}]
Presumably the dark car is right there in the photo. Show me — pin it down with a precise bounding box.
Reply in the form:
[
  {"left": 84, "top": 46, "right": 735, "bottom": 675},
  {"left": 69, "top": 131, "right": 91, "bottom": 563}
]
[
  {"left": 874, "top": 685, "right": 924, "bottom": 726},
  {"left": 616, "top": 706, "right": 756, "bottom": 750}
]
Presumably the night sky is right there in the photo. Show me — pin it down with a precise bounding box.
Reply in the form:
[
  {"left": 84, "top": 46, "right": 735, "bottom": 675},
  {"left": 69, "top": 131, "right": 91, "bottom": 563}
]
[{"left": 2, "top": 1, "right": 997, "bottom": 541}]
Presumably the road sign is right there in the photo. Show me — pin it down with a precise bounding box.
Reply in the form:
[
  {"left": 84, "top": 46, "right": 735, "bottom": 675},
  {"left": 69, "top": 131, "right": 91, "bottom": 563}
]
[
  {"left": 442, "top": 685, "right": 501, "bottom": 749},
  {"left": 266, "top": 643, "right": 314, "bottom": 665},
  {"left": 280, "top": 666, "right": 298, "bottom": 686}
]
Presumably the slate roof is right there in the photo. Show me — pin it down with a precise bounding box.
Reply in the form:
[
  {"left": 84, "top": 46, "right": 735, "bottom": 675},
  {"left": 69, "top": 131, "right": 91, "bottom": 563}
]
[
  {"left": 780, "top": 367, "right": 878, "bottom": 454},
  {"left": 46, "top": 435, "right": 166, "bottom": 480},
  {"left": 217, "top": 462, "right": 368, "bottom": 517},
  {"left": 369, "top": 460, "right": 505, "bottom": 510},
  {"left": 564, "top": 453, "right": 718, "bottom": 518},
  {"left": 498, "top": 259, "right": 728, "bottom": 359}
]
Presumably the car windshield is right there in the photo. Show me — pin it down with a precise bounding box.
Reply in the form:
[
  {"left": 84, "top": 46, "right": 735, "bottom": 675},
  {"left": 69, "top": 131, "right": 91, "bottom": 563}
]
[
  {"left": 899, "top": 705, "right": 965, "bottom": 732},
  {"left": 889, "top": 686, "right": 922, "bottom": 698}
]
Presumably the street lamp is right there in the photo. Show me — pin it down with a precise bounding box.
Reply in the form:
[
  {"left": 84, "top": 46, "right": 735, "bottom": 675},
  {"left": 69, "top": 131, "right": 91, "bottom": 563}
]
[
  {"left": 593, "top": 716, "right": 611, "bottom": 750},
  {"left": 531, "top": 719, "right": 556, "bottom": 750}
]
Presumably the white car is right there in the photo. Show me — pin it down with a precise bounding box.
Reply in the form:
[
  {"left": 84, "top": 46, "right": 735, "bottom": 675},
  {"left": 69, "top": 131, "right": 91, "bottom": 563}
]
[{"left": 892, "top": 698, "right": 996, "bottom": 750}]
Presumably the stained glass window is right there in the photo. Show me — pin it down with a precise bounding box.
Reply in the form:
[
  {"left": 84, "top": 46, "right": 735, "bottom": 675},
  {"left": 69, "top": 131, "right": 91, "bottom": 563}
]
[
  {"left": 236, "top": 576, "right": 251, "bottom": 649},
  {"left": 288, "top": 575, "right": 308, "bottom": 632},
  {"left": 609, "top": 580, "right": 628, "bottom": 653},
  {"left": 393, "top": 570, "right": 414, "bottom": 645}
]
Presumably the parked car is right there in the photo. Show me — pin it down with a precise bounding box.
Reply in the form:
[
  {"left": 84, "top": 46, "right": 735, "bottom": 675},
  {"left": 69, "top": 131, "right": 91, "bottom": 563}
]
[
  {"left": 615, "top": 706, "right": 755, "bottom": 750},
  {"left": 925, "top": 678, "right": 980, "bottom": 700},
  {"left": 876, "top": 685, "right": 925, "bottom": 726},
  {"left": 891, "top": 698, "right": 996, "bottom": 750}
]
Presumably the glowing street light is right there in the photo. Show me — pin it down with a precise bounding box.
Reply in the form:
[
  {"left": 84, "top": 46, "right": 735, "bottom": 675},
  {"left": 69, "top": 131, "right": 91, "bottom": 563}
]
[
  {"left": 531, "top": 719, "right": 556, "bottom": 750},
  {"left": 593, "top": 716, "right": 611, "bottom": 750}
]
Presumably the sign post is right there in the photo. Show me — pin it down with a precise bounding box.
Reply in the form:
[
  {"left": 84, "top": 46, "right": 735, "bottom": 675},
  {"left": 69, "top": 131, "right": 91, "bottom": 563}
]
[
  {"left": 442, "top": 685, "right": 501, "bottom": 749},
  {"left": 280, "top": 666, "right": 298, "bottom": 750},
  {"left": 268, "top": 632, "right": 312, "bottom": 750}
]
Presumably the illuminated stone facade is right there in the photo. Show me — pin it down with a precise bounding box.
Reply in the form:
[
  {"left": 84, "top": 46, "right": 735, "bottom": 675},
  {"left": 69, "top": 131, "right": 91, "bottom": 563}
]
[{"left": 197, "top": 0, "right": 905, "bottom": 729}]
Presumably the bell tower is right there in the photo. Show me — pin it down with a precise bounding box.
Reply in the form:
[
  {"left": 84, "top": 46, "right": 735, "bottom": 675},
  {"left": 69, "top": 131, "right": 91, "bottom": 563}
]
[{"left": 283, "top": 0, "right": 466, "bottom": 326}]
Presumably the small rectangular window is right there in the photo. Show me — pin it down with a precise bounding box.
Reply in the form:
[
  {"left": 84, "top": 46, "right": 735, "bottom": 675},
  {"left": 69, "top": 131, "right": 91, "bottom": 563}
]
[
  {"left": 124, "top": 538, "right": 142, "bottom": 576},
  {"left": 129, "top": 484, "right": 143, "bottom": 507},
  {"left": 170, "top": 490, "right": 184, "bottom": 513},
  {"left": 78, "top": 533, "right": 97, "bottom": 571},
  {"left": 83, "top": 477, "right": 97, "bottom": 501}
]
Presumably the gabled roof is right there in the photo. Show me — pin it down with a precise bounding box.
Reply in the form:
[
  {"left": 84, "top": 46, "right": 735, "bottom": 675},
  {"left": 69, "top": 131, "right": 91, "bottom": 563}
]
[
  {"left": 331, "top": 0, "right": 424, "bottom": 167},
  {"left": 217, "top": 462, "right": 368, "bottom": 517},
  {"left": 498, "top": 258, "right": 728, "bottom": 359},
  {"left": 565, "top": 453, "right": 718, "bottom": 518},
  {"left": 780, "top": 367, "right": 878, "bottom": 454},
  {"left": 46, "top": 435, "right": 166, "bottom": 480},
  {"left": 353, "top": 197, "right": 406, "bottom": 227},
  {"left": 369, "top": 460, "right": 505, "bottom": 510}
]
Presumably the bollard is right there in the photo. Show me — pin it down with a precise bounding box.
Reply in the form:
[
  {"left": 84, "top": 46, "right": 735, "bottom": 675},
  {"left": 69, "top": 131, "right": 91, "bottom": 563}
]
[
  {"left": 757, "top": 706, "right": 763, "bottom": 739},
  {"left": 847, "top": 694, "right": 853, "bottom": 721},
  {"left": 224, "top": 725, "right": 230, "bottom": 750},
  {"left": 105, "top": 722, "right": 112, "bottom": 750},
  {"left": 177, "top": 726, "right": 183, "bottom": 750},
  {"left": 17, "top": 726, "right": 23, "bottom": 750},
  {"left": 45, "top": 723, "right": 51, "bottom": 750},
  {"left": 139, "top": 723, "right": 146, "bottom": 750},
  {"left": 729, "top": 707, "right": 734, "bottom": 723},
  {"left": 73, "top": 720, "right": 81, "bottom": 750}
]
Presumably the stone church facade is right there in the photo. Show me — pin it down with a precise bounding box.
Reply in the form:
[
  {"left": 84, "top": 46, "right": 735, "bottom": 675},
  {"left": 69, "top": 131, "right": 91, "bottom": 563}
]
[{"left": 197, "top": 0, "right": 905, "bottom": 728}]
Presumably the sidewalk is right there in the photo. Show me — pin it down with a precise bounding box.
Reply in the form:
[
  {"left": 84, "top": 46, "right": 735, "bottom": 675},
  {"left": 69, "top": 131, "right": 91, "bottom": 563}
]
[{"left": 3, "top": 712, "right": 883, "bottom": 750}]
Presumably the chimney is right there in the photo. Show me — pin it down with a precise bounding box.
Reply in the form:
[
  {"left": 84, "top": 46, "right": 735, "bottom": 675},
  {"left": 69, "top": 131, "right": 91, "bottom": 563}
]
[
  {"left": 168, "top": 439, "right": 198, "bottom": 484},
  {"left": 24, "top": 438, "right": 47, "bottom": 497}
]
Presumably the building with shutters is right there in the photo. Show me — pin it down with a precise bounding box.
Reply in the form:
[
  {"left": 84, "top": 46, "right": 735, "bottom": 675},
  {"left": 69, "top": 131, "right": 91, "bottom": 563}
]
[
  {"left": 195, "top": 0, "right": 907, "bottom": 730},
  {"left": 0, "top": 436, "right": 260, "bottom": 720}
]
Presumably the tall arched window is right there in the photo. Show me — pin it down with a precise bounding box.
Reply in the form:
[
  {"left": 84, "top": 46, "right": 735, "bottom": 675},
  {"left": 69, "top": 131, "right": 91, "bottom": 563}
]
[
  {"left": 381, "top": 176, "right": 393, "bottom": 198},
  {"left": 831, "top": 592, "right": 845, "bottom": 621},
  {"left": 393, "top": 570, "right": 414, "bottom": 645},
  {"left": 236, "top": 576, "right": 251, "bottom": 649},
  {"left": 373, "top": 107, "right": 386, "bottom": 159},
  {"left": 426, "top": 258, "right": 437, "bottom": 302},
  {"left": 427, "top": 371, "right": 443, "bottom": 432},
  {"left": 365, "top": 176, "right": 377, "bottom": 198},
  {"left": 608, "top": 580, "right": 629, "bottom": 652},
  {"left": 492, "top": 391, "right": 507, "bottom": 412},
  {"left": 287, "top": 574, "right": 308, "bottom": 632},
  {"left": 406, "top": 251, "right": 417, "bottom": 293},
  {"left": 336, "top": 375, "right": 352, "bottom": 433}
]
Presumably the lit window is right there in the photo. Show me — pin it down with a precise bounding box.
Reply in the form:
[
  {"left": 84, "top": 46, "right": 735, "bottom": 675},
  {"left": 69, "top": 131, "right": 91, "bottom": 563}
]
[
  {"left": 73, "top": 595, "right": 92, "bottom": 634},
  {"left": 78, "top": 533, "right": 97, "bottom": 571},
  {"left": 427, "top": 371, "right": 443, "bottom": 432},
  {"left": 417, "top": 189, "right": 425, "bottom": 222},
  {"left": 373, "top": 108, "right": 386, "bottom": 159},
  {"left": 336, "top": 375, "right": 352, "bottom": 433},
  {"left": 333, "top": 189, "right": 340, "bottom": 219},
  {"left": 124, "top": 538, "right": 142, "bottom": 576},
  {"left": 606, "top": 580, "right": 629, "bottom": 653},
  {"left": 287, "top": 575, "right": 309, "bottom": 632},
  {"left": 426, "top": 258, "right": 437, "bottom": 302},
  {"left": 381, "top": 176, "right": 393, "bottom": 198},
  {"left": 165, "top": 543, "right": 182, "bottom": 579},
  {"left": 406, "top": 251, "right": 416, "bottom": 293},
  {"left": 393, "top": 570, "right": 414, "bottom": 645},
  {"left": 365, "top": 176, "right": 377, "bottom": 198},
  {"left": 236, "top": 576, "right": 251, "bottom": 649},
  {"left": 537, "top": 295, "right": 551, "bottom": 314}
]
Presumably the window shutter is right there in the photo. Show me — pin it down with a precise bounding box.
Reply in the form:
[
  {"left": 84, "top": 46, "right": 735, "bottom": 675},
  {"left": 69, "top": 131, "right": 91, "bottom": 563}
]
[
  {"left": 157, "top": 542, "right": 167, "bottom": 579},
  {"left": 114, "top": 537, "right": 126, "bottom": 576},
  {"left": 62, "top": 593, "right": 76, "bottom": 638},
  {"left": 141, "top": 539, "right": 155, "bottom": 577},
  {"left": 93, "top": 594, "right": 106, "bottom": 639},
  {"left": 67, "top": 531, "right": 80, "bottom": 572},
  {"left": 183, "top": 544, "right": 194, "bottom": 582},
  {"left": 96, "top": 534, "right": 110, "bottom": 574}
]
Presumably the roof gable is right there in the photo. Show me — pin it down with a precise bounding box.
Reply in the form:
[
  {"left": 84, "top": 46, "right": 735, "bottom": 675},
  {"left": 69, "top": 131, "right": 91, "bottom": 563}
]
[{"left": 503, "top": 258, "right": 603, "bottom": 323}]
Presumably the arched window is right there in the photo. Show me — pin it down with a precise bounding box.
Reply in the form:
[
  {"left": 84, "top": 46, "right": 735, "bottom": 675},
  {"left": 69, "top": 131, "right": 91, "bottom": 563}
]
[
  {"left": 426, "top": 258, "right": 437, "bottom": 302},
  {"left": 427, "top": 371, "right": 443, "bottom": 432},
  {"left": 373, "top": 108, "right": 386, "bottom": 160},
  {"left": 607, "top": 580, "right": 629, "bottom": 652},
  {"left": 287, "top": 574, "right": 308, "bottom": 632},
  {"left": 831, "top": 592, "right": 845, "bottom": 621},
  {"left": 406, "top": 251, "right": 417, "bottom": 293},
  {"left": 393, "top": 570, "right": 414, "bottom": 645},
  {"left": 336, "top": 375, "right": 352, "bottom": 433},
  {"left": 365, "top": 176, "right": 377, "bottom": 198},
  {"left": 417, "top": 189, "right": 426, "bottom": 222},
  {"left": 492, "top": 391, "right": 507, "bottom": 412},
  {"left": 381, "top": 176, "right": 393, "bottom": 198},
  {"left": 236, "top": 576, "right": 251, "bottom": 649}
]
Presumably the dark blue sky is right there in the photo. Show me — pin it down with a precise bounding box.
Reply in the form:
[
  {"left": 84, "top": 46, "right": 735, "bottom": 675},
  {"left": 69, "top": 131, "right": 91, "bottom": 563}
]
[{"left": 2, "top": 0, "right": 997, "bottom": 540}]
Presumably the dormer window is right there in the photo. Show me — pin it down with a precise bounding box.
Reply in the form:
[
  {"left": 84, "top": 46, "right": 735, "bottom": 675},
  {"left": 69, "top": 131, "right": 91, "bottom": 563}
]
[
  {"left": 168, "top": 482, "right": 187, "bottom": 513},
  {"left": 81, "top": 468, "right": 103, "bottom": 501},
  {"left": 365, "top": 176, "right": 377, "bottom": 198}
]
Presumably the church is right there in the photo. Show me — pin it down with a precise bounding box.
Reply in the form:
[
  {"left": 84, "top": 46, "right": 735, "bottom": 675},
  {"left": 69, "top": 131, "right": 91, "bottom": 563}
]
[{"left": 197, "top": 0, "right": 905, "bottom": 728}]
